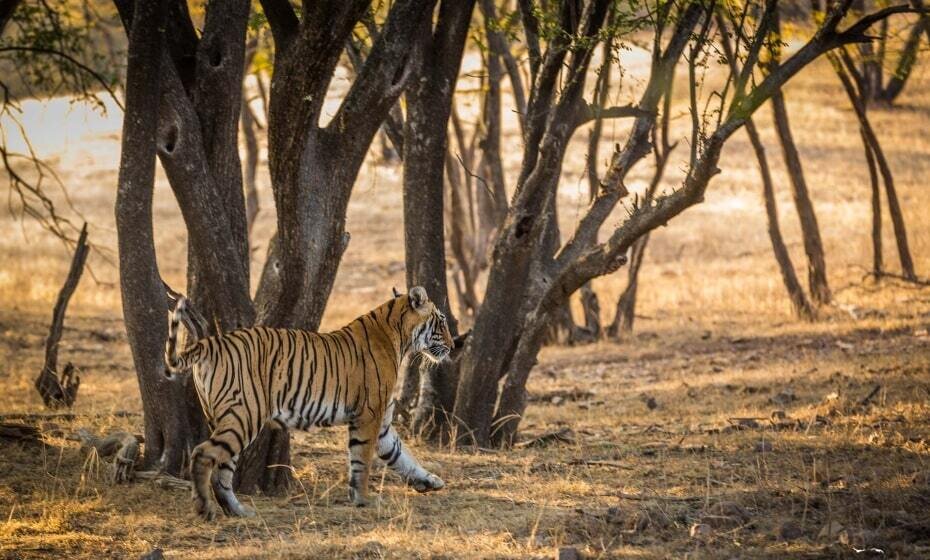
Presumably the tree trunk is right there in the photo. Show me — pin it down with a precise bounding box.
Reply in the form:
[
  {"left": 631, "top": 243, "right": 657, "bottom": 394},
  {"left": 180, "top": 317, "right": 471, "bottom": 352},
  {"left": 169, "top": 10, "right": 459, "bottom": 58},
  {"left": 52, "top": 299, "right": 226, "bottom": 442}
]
[
  {"left": 401, "top": 0, "right": 474, "bottom": 438},
  {"left": 834, "top": 56, "right": 917, "bottom": 280},
  {"left": 863, "top": 131, "right": 882, "bottom": 278},
  {"left": 35, "top": 223, "right": 88, "bottom": 409},
  {"left": 607, "top": 234, "right": 649, "bottom": 336},
  {"left": 255, "top": 0, "right": 434, "bottom": 331},
  {"left": 770, "top": 90, "right": 832, "bottom": 305},
  {"left": 745, "top": 118, "right": 815, "bottom": 319},
  {"left": 115, "top": 0, "right": 208, "bottom": 475},
  {"left": 241, "top": 83, "right": 260, "bottom": 233}
]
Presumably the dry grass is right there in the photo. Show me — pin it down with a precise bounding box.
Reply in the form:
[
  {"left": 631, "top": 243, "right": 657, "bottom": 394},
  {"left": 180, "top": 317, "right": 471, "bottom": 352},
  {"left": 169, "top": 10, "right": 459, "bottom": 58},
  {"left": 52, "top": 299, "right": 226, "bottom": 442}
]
[{"left": 1, "top": 48, "right": 930, "bottom": 558}]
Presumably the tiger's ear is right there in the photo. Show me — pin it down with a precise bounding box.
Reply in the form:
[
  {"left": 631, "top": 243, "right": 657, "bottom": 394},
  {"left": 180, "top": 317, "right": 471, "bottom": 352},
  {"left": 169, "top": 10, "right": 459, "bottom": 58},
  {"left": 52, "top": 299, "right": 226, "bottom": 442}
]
[
  {"left": 409, "top": 286, "right": 429, "bottom": 312},
  {"left": 392, "top": 286, "right": 401, "bottom": 298}
]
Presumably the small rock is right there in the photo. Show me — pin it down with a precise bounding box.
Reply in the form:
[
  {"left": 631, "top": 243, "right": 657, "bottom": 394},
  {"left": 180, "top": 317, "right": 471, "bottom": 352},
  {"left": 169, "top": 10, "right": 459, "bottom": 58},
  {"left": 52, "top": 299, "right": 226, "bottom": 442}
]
[
  {"left": 755, "top": 440, "right": 773, "bottom": 453},
  {"left": 640, "top": 393, "right": 658, "bottom": 410},
  {"left": 689, "top": 523, "right": 713, "bottom": 542},
  {"left": 770, "top": 388, "right": 797, "bottom": 406},
  {"left": 818, "top": 521, "right": 845, "bottom": 540},
  {"left": 139, "top": 549, "right": 164, "bottom": 560},
  {"left": 778, "top": 520, "right": 803, "bottom": 540},
  {"left": 557, "top": 546, "right": 583, "bottom": 560}
]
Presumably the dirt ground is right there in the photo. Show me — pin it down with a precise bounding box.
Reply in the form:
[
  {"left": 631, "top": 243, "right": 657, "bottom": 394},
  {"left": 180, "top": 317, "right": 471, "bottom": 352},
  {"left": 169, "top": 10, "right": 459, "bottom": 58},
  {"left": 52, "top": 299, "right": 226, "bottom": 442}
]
[{"left": 1, "top": 45, "right": 930, "bottom": 558}]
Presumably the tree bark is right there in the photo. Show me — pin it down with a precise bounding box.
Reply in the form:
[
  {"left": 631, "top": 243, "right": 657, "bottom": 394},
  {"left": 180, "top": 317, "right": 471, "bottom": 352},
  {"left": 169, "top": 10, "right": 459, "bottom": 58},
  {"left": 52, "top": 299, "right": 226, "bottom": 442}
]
[
  {"left": 115, "top": 0, "right": 208, "bottom": 474},
  {"left": 745, "top": 118, "right": 815, "bottom": 319},
  {"left": 833, "top": 55, "right": 917, "bottom": 281},
  {"left": 864, "top": 131, "right": 882, "bottom": 278},
  {"left": 453, "top": 0, "right": 614, "bottom": 445},
  {"left": 255, "top": 0, "right": 435, "bottom": 331},
  {"left": 35, "top": 223, "right": 88, "bottom": 408},
  {"left": 770, "top": 91, "right": 832, "bottom": 306},
  {"left": 401, "top": 0, "right": 474, "bottom": 438}
]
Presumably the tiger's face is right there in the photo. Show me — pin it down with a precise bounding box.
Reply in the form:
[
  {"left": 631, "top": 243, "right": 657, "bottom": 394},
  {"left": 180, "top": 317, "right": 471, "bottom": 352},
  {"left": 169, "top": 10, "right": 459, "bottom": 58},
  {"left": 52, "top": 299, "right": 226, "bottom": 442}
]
[{"left": 403, "top": 286, "right": 453, "bottom": 363}]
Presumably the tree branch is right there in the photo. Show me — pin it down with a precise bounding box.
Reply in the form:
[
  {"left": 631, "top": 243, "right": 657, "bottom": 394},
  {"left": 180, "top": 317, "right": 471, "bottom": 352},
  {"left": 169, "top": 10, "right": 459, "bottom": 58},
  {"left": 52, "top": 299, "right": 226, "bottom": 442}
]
[
  {"left": 258, "top": 0, "right": 299, "bottom": 50},
  {"left": 327, "top": 0, "right": 436, "bottom": 148}
]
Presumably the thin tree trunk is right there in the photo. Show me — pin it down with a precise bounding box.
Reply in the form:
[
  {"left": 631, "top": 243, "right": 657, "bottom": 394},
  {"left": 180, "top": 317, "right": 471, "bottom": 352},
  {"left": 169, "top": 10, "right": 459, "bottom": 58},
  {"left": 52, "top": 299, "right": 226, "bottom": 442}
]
[
  {"left": 241, "top": 94, "right": 260, "bottom": 233},
  {"left": 745, "top": 118, "right": 815, "bottom": 319},
  {"left": 864, "top": 131, "right": 882, "bottom": 278},
  {"left": 770, "top": 90, "right": 832, "bottom": 305},
  {"left": 35, "top": 223, "right": 88, "bottom": 408},
  {"left": 834, "top": 55, "right": 917, "bottom": 280}
]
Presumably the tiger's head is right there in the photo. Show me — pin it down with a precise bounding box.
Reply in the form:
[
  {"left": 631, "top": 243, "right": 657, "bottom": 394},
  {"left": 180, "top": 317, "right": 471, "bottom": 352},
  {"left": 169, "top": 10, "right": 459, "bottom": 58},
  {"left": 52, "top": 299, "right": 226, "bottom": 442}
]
[{"left": 400, "top": 286, "right": 453, "bottom": 363}]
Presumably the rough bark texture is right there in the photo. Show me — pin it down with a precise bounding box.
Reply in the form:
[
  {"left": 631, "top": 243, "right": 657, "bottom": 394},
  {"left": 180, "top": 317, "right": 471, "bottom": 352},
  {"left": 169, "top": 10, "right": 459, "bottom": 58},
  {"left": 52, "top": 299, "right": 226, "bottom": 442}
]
[
  {"left": 115, "top": 0, "right": 208, "bottom": 474},
  {"left": 255, "top": 0, "right": 435, "bottom": 331},
  {"left": 453, "top": 0, "right": 616, "bottom": 445},
  {"left": 401, "top": 0, "right": 474, "bottom": 438}
]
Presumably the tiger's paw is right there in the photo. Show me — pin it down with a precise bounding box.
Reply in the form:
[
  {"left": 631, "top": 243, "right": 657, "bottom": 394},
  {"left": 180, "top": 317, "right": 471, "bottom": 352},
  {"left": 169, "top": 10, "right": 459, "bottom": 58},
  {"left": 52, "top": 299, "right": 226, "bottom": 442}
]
[
  {"left": 194, "top": 496, "right": 218, "bottom": 521},
  {"left": 349, "top": 487, "right": 377, "bottom": 507},
  {"left": 409, "top": 473, "right": 445, "bottom": 493}
]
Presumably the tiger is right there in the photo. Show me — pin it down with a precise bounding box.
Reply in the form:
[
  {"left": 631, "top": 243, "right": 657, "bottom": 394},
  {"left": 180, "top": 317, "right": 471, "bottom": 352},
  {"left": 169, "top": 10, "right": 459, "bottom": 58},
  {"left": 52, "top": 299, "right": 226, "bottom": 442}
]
[{"left": 164, "top": 286, "right": 453, "bottom": 520}]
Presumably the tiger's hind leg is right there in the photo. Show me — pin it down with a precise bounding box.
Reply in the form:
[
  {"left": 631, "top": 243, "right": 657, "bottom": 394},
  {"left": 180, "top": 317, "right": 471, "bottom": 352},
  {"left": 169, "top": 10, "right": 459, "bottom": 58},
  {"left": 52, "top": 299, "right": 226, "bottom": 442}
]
[
  {"left": 211, "top": 456, "right": 254, "bottom": 518},
  {"left": 191, "top": 420, "right": 250, "bottom": 521}
]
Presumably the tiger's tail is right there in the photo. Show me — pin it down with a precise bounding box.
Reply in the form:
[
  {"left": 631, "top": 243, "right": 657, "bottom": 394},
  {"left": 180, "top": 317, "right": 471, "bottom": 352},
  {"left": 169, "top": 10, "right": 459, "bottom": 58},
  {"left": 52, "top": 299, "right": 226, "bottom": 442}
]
[{"left": 164, "top": 297, "right": 208, "bottom": 379}]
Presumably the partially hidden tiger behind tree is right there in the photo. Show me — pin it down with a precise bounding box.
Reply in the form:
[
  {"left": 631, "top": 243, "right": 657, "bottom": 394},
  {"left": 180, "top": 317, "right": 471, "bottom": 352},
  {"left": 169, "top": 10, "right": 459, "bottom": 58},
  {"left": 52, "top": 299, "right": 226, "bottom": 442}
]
[{"left": 164, "top": 286, "right": 453, "bottom": 520}]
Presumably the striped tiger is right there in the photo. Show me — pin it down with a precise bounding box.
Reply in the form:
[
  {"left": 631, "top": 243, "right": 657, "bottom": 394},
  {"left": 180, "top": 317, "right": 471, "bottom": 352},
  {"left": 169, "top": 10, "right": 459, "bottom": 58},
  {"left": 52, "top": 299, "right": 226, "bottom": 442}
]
[{"left": 164, "top": 286, "right": 452, "bottom": 520}]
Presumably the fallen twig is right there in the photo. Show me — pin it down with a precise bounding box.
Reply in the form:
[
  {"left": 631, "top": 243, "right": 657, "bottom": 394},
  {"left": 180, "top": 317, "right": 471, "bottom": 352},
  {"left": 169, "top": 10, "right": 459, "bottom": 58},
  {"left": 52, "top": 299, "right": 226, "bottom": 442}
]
[
  {"left": 134, "top": 470, "right": 191, "bottom": 491},
  {"left": 860, "top": 384, "right": 882, "bottom": 406}
]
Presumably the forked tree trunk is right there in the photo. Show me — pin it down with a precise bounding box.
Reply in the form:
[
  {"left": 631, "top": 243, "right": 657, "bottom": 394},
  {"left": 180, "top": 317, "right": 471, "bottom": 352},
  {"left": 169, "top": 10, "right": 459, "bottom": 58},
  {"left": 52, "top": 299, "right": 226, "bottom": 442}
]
[
  {"left": 115, "top": 0, "right": 209, "bottom": 475},
  {"left": 401, "top": 0, "right": 474, "bottom": 439},
  {"left": 833, "top": 56, "right": 917, "bottom": 281},
  {"left": 770, "top": 90, "right": 832, "bottom": 306},
  {"left": 745, "top": 119, "right": 815, "bottom": 319}
]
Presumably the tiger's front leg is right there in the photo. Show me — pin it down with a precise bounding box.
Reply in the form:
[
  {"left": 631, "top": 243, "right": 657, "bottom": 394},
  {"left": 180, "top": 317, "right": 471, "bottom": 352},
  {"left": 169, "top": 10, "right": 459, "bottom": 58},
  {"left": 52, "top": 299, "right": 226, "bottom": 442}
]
[
  {"left": 346, "top": 421, "right": 380, "bottom": 507},
  {"left": 376, "top": 404, "right": 445, "bottom": 493}
]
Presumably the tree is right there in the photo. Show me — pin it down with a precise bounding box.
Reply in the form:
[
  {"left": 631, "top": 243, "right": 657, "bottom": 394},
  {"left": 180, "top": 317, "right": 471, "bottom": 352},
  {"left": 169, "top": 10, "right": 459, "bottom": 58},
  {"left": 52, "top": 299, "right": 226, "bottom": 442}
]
[
  {"left": 406, "top": 0, "right": 921, "bottom": 448},
  {"left": 110, "top": 0, "right": 440, "bottom": 495}
]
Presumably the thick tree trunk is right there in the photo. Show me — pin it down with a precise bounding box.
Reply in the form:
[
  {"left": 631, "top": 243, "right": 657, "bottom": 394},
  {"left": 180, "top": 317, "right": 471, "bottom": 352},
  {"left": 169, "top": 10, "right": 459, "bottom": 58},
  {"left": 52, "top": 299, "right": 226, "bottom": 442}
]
[
  {"left": 255, "top": 0, "right": 434, "bottom": 331},
  {"left": 770, "top": 90, "right": 832, "bottom": 306},
  {"left": 401, "top": 0, "right": 474, "bottom": 438},
  {"left": 116, "top": 0, "right": 208, "bottom": 475},
  {"left": 453, "top": 0, "right": 614, "bottom": 446}
]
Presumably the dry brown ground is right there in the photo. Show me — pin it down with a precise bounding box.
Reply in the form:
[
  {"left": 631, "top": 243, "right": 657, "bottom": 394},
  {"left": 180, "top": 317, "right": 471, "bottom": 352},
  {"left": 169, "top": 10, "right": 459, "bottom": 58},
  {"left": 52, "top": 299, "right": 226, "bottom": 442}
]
[{"left": 1, "top": 47, "right": 930, "bottom": 558}]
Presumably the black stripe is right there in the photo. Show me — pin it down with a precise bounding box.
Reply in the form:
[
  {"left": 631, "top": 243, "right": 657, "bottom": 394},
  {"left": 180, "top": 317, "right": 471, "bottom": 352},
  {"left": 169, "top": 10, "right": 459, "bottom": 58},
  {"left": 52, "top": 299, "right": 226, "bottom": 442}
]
[
  {"left": 209, "top": 438, "right": 235, "bottom": 457},
  {"left": 348, "top": 438, "right": 368, "bottom": 448}
]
